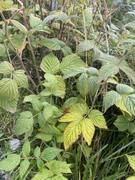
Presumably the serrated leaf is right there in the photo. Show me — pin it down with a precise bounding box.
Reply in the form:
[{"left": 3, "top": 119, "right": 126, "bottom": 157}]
[
  {"left": 41, "top": 38, "right": 61, "bottom": 50},
  {"left": 103, "top": 90, "right": 121, "bottom": 111},
  {"left": 46, "top": 160, "right": 71, "bottom": 174},
  {"left": 32, "top": 169, "right": 53, "bottom": 180},
  {"left": 89, "top": 76, "right": 100, "bottom": 96},
  {"left": 59, "top": 112, "right": 82, "bottom": 122},
  {"left": 124, "top": 94, "right": 135, "bottom": 116},
  {"left": 19, "top": 160, "right": 30, "bottom": 179},
  {"left": 126, "top": 154, "right": 135, "bottom": 171},
  {"left": 88, "top": 110, "right": 107, "bottom": 129},
  {"left": 13, "top": 70, "right": 28, "bottom": 88},
  {"left": 69, "top": 102, "right": 88, "bottom": 116},
  {"left": 77, "top": 73, "right": 89, "bottom": 97},
  {"left": 0, "top": 154, "right": 20, "bottom": 171},
  {"left": 41, "top": 147, "right": 62, "bottom": 161},
  {"left": 22, "top": 140, "right": 31, "bottom": 157},
  {"left": 81, "top": 118, "right": 95, "bottom": 145},
  {"left": 34, "top": 147, "right": 41, "bottom": 158},
  {"left": 52, "top": 174, "right": 67, "bottom": 180},
  {"left": 116, "top": 96, "right": 131, "bottom": 115},
  {"left": 14, "top": 111, "right": 33, "bottom": 136},
  {"left": 24, "top": 95, "right": 42, "bottom": 112},
  {"left": 77, "top": 40, "right": 94, "bottom": 52},
  {"left": 60, "top": 54, "right": 86, "bottom": 78},
  {"left": 10, "top": 20, "right": 27, "bottom": 33},
  {"left": 0, "top": 61, "right": 14, "bottom": 75},
  {"left": 29, "top": 14, "right": 42, "bottom": 30},
  {"left": 64, "top": 120, "right": 82, "bottom": 150},
  {"left": 114, "top": 115, "right": 129, "bottom": 131},
  {"left": 0, "top": 78, "right": 18, "bottom": 112},
  {"left": 116, "top": 84, "right": 134, "bottom": 94},
  {"left": 40, "top": 53, "right": 60, "bottom": 74},
  {"left": 43, "top": 74, "right": 65, "bottom": 98},
  {"left": 98, "top": 63, "right": 119, "bottom": 82}
]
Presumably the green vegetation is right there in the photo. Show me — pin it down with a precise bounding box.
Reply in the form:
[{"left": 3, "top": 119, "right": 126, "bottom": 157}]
[{"left": 0, "top": 0, "right": 135, "bottom": 179}]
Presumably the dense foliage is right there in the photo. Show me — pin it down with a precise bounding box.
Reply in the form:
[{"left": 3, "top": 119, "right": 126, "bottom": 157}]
[{"left": 1, "top": 0, "right": 135, "bottom": 179}]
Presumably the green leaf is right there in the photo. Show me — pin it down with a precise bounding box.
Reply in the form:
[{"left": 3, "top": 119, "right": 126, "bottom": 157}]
[
  {"left": 40, "top": 53, "right": 60, "bottom": 74},
  {"left": 88, "top": 110, "right": 107, "bottom": 129},
  {"left": 46, "top": 160, "right": 71, "bottom": 174},
  {"left": 103, "top": 90, "right": 121, "bottom": 111},
  {"left": 34, "top": 147, "right": 41, "bottom": 158},
  {"left": 0, "top": 44, "right": 7, "bottom": 57},
  {"left": 59, "top": 112, "right": 82, "bottom": 123},
  {"left": 98, "top": 63, "right": 119, "bottom": 82},
  {"left": 14, "top": 111, "right": 33, "bottom": 136},
  {"left": 9, "top": 33, "right": 26, "bottom": 51},
  {"left": 43, "top": 102, "right": 61, "bottom": 121},
  {"left": 22, "top": 140, "right": 31, "bottom": 157},
  {"left": 60, "top": 54, "right": 86, "bottom": 78},
  {"left": 116, "top": 84, "right": 134, "bottom": 94},
  {"left": 77, "top": 73, "right": 89, "bottom": 97},
  {"left": 0, "top": 61, "right": 14, "bottom": 75},
  {"left": 81, "top": 118, "right": 95, "bottom": 145},
  {"left": 0, "top": 78, "right": 19, "bottom": 112},
  {"left": 43, "top": 74, "right": 65, "bottom": 98},
  {"left": 13, "top": 70, "right": 28, "bottom": 88},
  {"left": 32, "top": 169, "right": 53, "bottom": 180},
  {"left": 10, "top": 20, "right": 27, "bottom": 33},
  {"left": 0, "top": 78, "right": 18, "bottom": 99},
  {"left": 36, "top": 133, "right": 52, "bottom": 142},
  {"left": 29, "top": 14, "right": 43, "bottom": 30},
  {"left": 24, "top": 95, "right": 42, "bottom": 112},
  {"left": 64, "top": 120, "right": 82, "bottom": 150},
  {"left": 51, "top": 174, "right": 67, "bottom": 180},
  {"left": 41, "top": 147, "right": 62, "bottom": 161},
  {"left": 89, "top": 76, "right": 100, "bottom": 96},
  {"left": 41, "top": 38, "right": 61, "bottom": 50},
  {"left": 0, "top": 154, "right": 20, "bottom": 171},
  {"left": 19, "top": 160, "right": 30, "bottom": 179},
  {"left": 77, "top": 40, "right": 94, "bottom": 52},
  {"left": 124, "top": 94, "right": 135, "bottom": 116},
  {"left": 114, "top": 115, "right": 129, "bottom": 131},
  {"left": 119, "top": 60, "right": 135, "bottom": 84},
  {"left": 126, "top": 154, "right": 135, "bottom": 171}
]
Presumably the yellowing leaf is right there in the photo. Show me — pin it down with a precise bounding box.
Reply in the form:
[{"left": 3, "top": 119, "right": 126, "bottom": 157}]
[
  {"left": 127, "top": 176, "right": 135, "bottom": 180},
  {"left": 59, "top": 112, "right": 82, "bottom": 123},
  {"left": 69, "top": 102, "right": 88, "bottom": 116},
  {"left": 126, "top": 154, "right": 135, "bottom": 171},
  {"left": 81, "top": 118, "right": 95, "bottom": 145},
  {"left": 64, "top": 120, "right": 81, "bottom": 150},
  {"left": 116, "top": 97, "right": 131, "bottom": 115},
  {"left": 88, "top": 110, "right": 107, "bottom": 129}
]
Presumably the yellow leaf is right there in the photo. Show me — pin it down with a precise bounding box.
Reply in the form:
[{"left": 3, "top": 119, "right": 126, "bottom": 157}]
[
  {"left": 116, "top": 97, "right": 131, "bottom": 115},
  {"left": 64, "top": 121, "right": 81, "bottom": 150},
  {"left": 126, "top": 154, "right": 135, "bottom": 171},
  {"left": 59, "top": 112, "right": 82, "bottom": 123},
  {"left": 81, "top": 118, "right": 95, "bottom": 145},
  {"left": 127, "top": 176, "right": 135, "bottom": 180},
  {"left": 89, "top": 110, "right": 107, "bottom": 129}
]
